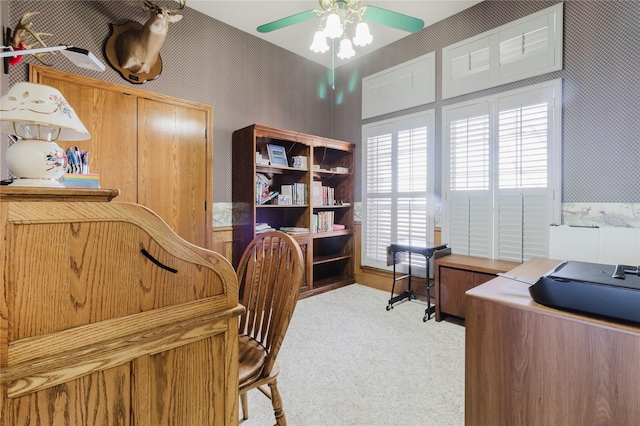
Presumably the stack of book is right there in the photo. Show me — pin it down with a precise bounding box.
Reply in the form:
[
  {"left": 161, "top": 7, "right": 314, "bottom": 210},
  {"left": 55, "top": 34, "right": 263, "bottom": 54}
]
[
  {"left": 330, "top": 166, "right": 349, "bottom": 173},
  {"left": 62, "top": 173, "right": 100, "bottom": 188},
  {"left": 256, "top": 223, "right": 274, "bottom": 234},
  {"left": 279, "top": 226, "right": 310, "bottom": 235}
]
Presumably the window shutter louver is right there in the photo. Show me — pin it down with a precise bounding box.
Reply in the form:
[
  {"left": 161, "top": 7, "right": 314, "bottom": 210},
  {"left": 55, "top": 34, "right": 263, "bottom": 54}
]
[
  {"left": 498, "top": 13, "right": 555, "bottom": 80},
  {"left": 448, "top": 195, "right": 491, "bottom": 258},
  {"left": 497, "top": 194, "right": 549, "bottom": 261},
  {"left": 444, "top": 80, "right": 561, "bottom": 261},
  {"left": 446, "top": 104, "right": 491, "bottom": 258},
  {"left": 365, "top": 198, "right": 392, "bottom": 263},
  {"left": 496, "top": 91, "right": 553, "bottom": 261},
  {"left": 499, "top": 24, "right": 549, "bottom": 66},
  {"left": 362, "top": 112, "right": 434, "bottom": 271},
  {"left": 498, "top": 102, "right": 548, "bottom": 189}
]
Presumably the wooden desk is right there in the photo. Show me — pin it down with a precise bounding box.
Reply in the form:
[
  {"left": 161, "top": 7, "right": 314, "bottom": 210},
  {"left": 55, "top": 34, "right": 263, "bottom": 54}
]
[
  {"left": 1, "top": 188, "right": 243, "bottom": 425},
  {"left": 434, "top": 255, "right": 519, "bottom": 321},
  {"left": 465, "top": 258, "right": 640, "bottom": 426}
]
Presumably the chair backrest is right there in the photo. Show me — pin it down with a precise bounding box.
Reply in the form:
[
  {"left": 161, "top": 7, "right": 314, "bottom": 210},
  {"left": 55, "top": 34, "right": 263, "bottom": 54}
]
[{"left": 237, "top": 231, "right": 305, "bottom": 375}]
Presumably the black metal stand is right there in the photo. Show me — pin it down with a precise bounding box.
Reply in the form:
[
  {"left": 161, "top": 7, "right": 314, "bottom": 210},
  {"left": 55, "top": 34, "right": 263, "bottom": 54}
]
[{"left": 386, "top": 241, "right": 448, "bottom": 321}]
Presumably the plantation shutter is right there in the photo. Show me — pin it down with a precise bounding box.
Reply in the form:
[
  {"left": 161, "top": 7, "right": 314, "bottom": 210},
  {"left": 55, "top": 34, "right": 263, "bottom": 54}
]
[
  {"left": 364, "top": 127, "right": 393, "bottom": 264},
  {"left": 362, "top": 112, "right": 434, "bottom": 271},
  {"left": 498, "top": 12, "right": 558, "bottom": 80},
  {"left": 445, "top": 103, "right": 492, "bottom": 258},
  {"left": 444, "top": 36, "right": 492, "bottom": 98},
  {"left": 496, "top": 87, "right": 555, "bottom": 261}
]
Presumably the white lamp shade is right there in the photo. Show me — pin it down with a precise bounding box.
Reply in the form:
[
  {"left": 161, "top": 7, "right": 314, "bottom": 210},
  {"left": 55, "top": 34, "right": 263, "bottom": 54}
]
[
  {"left": 0, "top": 82, "right": 90, "bottom": 141},
  {"left": 353, "top": 22, "right": 373, "bottom": 47},
  {"left": 310, "top": 30, "right": 330, "bottom": 53},
  {"left": 337, "top": 38, "right": 355, "bottom": 59},
  {"left": 323, "top": 13, "right": 343, "bottom": 39}
]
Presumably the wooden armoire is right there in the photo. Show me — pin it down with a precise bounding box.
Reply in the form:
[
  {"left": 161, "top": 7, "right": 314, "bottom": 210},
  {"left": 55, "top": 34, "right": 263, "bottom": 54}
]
[{"left": 29, "top": 65, "right": 213, "bottom": 249}]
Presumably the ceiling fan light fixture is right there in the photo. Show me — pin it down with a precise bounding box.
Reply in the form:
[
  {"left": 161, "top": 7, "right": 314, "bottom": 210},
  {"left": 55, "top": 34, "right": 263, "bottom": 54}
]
[
  {"left": 353, "top": 21, "right": 373, "bottom": 47},
  {"left": 337, "top": 37, "right": 355, "bottom": 59},
  {"left": 310, "top": 29, "right": 330, "bottom": 53},
  {"left": 324, "top": 13, "right": 343, "bottom": 39}
]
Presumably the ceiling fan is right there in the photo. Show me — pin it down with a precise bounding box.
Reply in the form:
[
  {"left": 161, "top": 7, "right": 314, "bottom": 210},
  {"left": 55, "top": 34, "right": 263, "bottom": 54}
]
[{"left": 257, "top": 0, "right": 425, "bottom": 59}]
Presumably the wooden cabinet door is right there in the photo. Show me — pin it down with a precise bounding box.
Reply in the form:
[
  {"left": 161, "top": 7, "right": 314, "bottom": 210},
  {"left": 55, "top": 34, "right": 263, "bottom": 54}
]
[
  {"left": 33, "top": 74, "right": 138, "bottom": 203},
  {"left": 136, "top": 335, "right": 232, "bottom": 426},
  {"left": 439, "top": 267, "right": 495, "bottom": 318},
  {"left": 30, "top": 66, "right": 214, "bottom": 250},
  {"left": 137, "top": 99, "right": 208, "bottom": 248},
  {"left": 10, "top": 366, "right": 132, "bottom": 425}
]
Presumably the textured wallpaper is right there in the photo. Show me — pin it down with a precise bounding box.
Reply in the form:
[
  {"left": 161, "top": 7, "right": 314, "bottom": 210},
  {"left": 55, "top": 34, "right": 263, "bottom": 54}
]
[{"left": 4, "top": 1, "right": 640, "bottom": 208}]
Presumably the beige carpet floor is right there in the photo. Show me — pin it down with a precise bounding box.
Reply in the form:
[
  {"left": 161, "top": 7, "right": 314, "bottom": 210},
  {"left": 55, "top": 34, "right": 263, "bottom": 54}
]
[{"left": 240, "top": 283, "right": 466, "bottom": 426}]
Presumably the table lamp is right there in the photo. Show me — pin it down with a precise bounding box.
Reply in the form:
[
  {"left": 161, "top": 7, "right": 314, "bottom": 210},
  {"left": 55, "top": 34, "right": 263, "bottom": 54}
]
[{"left": 0, "top": 82, "right": 90, "bottom": 187}]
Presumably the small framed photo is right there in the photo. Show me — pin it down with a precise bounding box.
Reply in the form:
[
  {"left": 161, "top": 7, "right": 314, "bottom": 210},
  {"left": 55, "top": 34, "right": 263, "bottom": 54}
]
[{"left": 267, "top": 144, "right": 288, "bottom": 166}]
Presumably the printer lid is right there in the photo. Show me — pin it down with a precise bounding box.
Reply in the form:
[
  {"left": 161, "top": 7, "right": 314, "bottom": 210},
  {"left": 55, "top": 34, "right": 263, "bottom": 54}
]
[{"left": 547, "top": 261, "right": 640, "bottom": 290}]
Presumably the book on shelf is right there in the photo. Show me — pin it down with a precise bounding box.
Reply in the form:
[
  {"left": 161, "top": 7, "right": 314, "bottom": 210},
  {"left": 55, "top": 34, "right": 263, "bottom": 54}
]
[
  {"left": 332, "top": 223, "right": 345, "bottom": 231},
  {"left": 312, "top": 211, "right": 334, "bottom": 233},
  {"left": 292, "top": 183, "right": 307, "bottom": 205},
  {"left": 290, "top": 155, "right": 307, "bottom": 169},
  {"left": 256, "top": 181, "right": 268, "bottom": 204},
  {"left": 280, "top": 226, "right": 310, "bottom": 234},
  {"left": 312, "top": 181, "right": 335, "bottom": 206},
  {"left": 312, "top": 181, "right": 322, "bottom": 206},
  {"left": 256, "top": 227, "right": 275, "bottom": 234},
  {"left": 330, "top": 166, "right": 349, "bottom": 173},
  {"left": 323, "top": 185, "right": 335, "bottom": 206},
  {"left": 281, "top": 184, "right": 292, "bottom": 196},
  {"left": 256, "top": 152, "right": 270, "bottom": 165},
  {"left": 261, "top": 191, "right": 279, "bottom": 204},
  {"left": 256, "top": 223, "right": 275, "bottom": 234},
  {"left": 276, "top": 194, "right": 292, "bottom": 205}
]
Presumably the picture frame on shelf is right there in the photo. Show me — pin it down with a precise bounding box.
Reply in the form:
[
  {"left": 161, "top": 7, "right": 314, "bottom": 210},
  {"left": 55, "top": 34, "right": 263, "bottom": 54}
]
[{"left": 267, "top": 144, "right": 288, "bottom": 166}]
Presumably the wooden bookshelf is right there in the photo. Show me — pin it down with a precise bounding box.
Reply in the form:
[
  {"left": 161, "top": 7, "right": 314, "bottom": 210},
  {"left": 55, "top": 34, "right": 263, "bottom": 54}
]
[{"left": 232, "top": 124, "right": 355, "bottom": 297}]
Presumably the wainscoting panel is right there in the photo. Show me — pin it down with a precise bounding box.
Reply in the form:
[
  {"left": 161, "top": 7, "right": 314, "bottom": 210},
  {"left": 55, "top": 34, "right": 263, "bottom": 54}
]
[{"left": 550, "top": 226, "right": 640, "bottom": 265}]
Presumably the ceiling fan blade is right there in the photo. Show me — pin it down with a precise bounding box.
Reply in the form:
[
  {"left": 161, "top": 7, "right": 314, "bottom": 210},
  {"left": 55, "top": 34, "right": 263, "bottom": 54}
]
[
  {"left": 257, "top": 10, "right": 318, "bottom": 33},
  {"left": 363, "top": 6, "right": 425, "bottom": 33}
]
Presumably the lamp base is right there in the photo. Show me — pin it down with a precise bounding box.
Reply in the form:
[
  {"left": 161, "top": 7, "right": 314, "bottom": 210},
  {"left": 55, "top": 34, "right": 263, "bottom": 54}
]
[
  {"left": 5, "top": 139, "right": 68, "bottom": 187},
  {"left": 9, "top": 178, "right": 65, "bottom": 187}
]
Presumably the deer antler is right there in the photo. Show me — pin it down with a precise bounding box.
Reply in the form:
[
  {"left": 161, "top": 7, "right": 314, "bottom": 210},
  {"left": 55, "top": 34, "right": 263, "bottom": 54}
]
[
  {"left": 11, "top": 11, "right": 54, "bottom": 66},
  {"left": 140, "top": 0, "right": 186, "bottom": 13},
  {"left": 167, "top": 0, "right": 186, "bottom": 13}
]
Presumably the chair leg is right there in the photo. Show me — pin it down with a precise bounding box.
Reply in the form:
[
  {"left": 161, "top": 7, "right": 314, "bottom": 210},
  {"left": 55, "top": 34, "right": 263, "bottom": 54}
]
[
  {"left": 240, "top": 393, "right": 249, "bottom": 420},
  {"left": 268, "top": 379, "right": 287, "bottom": 426}
]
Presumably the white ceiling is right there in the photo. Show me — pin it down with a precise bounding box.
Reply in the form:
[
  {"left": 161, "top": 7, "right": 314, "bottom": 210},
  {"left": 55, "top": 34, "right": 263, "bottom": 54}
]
[{"left": 187, "top": 1, "right": 482, "bottom": 68}]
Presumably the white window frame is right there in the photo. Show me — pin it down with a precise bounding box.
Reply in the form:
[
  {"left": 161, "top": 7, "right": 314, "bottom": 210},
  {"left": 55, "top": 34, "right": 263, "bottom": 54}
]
[
  {"left": 442, "top": 79, "right": 562, "bottom": 261},
  {"left": 362, "top": 110, "right": 436, "bottom": 274}
]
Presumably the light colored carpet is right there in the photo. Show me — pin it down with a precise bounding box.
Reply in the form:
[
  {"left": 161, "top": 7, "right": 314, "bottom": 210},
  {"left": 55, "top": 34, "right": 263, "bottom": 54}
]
[{"left": 240, "top": 283, "right": 465, "bottom": 426}]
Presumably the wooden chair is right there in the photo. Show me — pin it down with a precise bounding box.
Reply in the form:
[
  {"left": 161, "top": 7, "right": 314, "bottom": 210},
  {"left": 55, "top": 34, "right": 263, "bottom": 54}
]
[{"left": 237, "top": 231, "right": 305, "bottom": 426}]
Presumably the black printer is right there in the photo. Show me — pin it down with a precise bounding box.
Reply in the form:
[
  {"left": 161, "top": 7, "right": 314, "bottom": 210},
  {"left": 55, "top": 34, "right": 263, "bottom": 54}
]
[{"left": 529, "top": 260, "right": 640, "bottom": 324}]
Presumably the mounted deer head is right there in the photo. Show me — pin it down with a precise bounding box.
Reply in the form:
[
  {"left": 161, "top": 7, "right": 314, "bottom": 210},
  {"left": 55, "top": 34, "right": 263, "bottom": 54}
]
[{"left": 115, "top": 0, "right": 185, "bottom": 75}]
